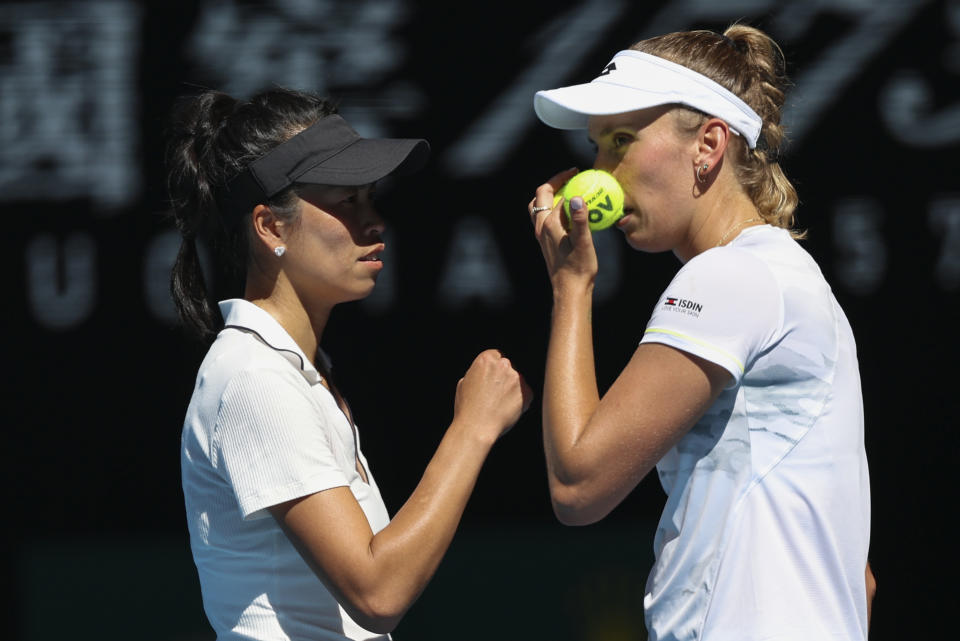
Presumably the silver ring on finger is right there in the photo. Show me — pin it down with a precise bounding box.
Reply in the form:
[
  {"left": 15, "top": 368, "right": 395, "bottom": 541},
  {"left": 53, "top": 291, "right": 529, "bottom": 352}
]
[{"left": 531, "top": 205, "right": 551, "bottom": 214}]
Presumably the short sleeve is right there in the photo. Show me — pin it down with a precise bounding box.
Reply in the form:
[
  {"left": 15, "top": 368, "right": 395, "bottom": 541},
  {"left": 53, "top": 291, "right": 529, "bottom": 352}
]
[
  {"left": 640, "top": 247, "right": 783, "bottom": 387},
  {"left": 215, "top": 366, "right": 350, "bottom": 519}
]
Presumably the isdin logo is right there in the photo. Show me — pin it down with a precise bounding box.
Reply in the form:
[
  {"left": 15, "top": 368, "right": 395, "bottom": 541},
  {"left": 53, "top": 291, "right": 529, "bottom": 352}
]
[{"left": 664, "top": 296, "right": 703, "bottom": 315}]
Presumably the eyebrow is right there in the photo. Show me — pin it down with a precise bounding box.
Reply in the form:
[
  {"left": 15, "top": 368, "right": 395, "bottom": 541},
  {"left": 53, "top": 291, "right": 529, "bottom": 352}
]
[{"left": 587, "top": 123, "right": 628, "bottom": 143}]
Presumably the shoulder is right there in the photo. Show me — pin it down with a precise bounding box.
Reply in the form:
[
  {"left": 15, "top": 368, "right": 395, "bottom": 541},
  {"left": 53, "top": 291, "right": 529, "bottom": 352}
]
[
  {"left": 730, "top": 226, "right": 837, "bottom": 316},
  {"left": 643, "top": 233, "right": 787, "bottom": 382},
  {"left": 663, "top": 241, "right": 782, "bottom": 315},
  {"left": 671, "top": 226, "right": 809, "bottom": 306},
  {"left": 725, "top": 225, "right": 824, "bottom": 283},
  {"left": 683, "top": 233, "right": 779, "bottom": 281},
  {"left": 194, "top": 329, "right": 311, "bottom": 407},
  {"left": 206, "top": 336, "right": 334, "bottom": 443}
]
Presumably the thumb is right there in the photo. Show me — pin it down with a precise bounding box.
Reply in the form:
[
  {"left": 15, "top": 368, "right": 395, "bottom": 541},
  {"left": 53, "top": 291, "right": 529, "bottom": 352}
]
[{"left": 567, "top": 196, "right": 593, "bottom": 246}]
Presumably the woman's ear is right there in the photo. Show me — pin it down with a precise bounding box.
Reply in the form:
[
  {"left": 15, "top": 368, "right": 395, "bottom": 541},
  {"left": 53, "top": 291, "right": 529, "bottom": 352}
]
[
  {"left": 695, "top": 117, "right": 732, "bottom": 173},
  {"left": 250, "top": 204, "right": 285, "bottom": 254}
]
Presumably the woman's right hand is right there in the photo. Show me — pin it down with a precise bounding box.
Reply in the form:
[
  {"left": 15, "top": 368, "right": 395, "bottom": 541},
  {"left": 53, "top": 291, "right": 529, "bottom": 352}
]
[
  {"left": 453, "top": 349, "right": 533, "bottom": 444},
  {"left": 528, "top": 168, "right": 600, "bottom": 291}
]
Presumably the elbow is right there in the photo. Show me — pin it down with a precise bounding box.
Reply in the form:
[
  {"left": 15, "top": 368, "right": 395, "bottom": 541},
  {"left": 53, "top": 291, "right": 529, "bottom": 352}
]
[
  {"left": 356, "top": 616, "right": 399, "bottom": 636},
  {"left": 553, "top": 502, "right": 601, "bottom": 527},
  {"left": 549, "top": 479, "right": 609, "bottom": 526},
  {"left": 344, "top": 601, "right": 404, "bottom": 634},
  {"left": 344, "top": 595, "right": 405, "bottom": 635}
]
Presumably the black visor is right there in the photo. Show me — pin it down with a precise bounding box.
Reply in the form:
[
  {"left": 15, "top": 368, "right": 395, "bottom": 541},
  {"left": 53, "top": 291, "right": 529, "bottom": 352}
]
[{"left": 218, "top": 114, "right": 429, "bottom": 218}]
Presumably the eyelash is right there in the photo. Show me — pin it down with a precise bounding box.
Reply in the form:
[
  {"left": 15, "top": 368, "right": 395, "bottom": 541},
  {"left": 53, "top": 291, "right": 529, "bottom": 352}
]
[
  {"left": 342, "top": 186, "right": 377, "bottom": 205},
  {"left": 588, "top": 134, "right": 631, "bottom": 152}
]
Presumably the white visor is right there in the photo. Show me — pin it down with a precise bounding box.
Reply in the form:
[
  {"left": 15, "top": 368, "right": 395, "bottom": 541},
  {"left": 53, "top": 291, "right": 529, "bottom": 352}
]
[{"left": 534, "top": 50, "right": 762, "bottom": 149}]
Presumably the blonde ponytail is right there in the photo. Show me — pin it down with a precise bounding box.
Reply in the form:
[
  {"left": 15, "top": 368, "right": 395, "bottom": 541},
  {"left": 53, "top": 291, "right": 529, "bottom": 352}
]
[{"left": 631, "top": 24, "right": 803, "bottom": 237}]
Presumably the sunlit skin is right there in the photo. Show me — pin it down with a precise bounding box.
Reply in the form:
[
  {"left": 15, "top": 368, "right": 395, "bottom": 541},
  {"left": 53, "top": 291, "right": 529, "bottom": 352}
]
[
  {"left": 288, "top": 184, "right": 387, "bottom": 304},
  {"left": 590, "top": 105, "right": 695, "bottom": 255},
  {"left": 236, "top": 181, "right": 531, "bottom": 633},
  {"left": 529, "top": 105, "right": 874, "bottom": 626},
  {"left": 525, "top": 108, "right": 736, "bottom": 526},
  {"left": 245, "top": 183, "right": 384, "bottom": 364},
  {"left": 585, "top": 105, "right": 762, "bottom": 262}
]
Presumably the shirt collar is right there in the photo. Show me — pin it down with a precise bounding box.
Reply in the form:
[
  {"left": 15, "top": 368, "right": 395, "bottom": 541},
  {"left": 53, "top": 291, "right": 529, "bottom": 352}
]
[{"left": 218, "top": 299, "right": 326, "bottom": 385}]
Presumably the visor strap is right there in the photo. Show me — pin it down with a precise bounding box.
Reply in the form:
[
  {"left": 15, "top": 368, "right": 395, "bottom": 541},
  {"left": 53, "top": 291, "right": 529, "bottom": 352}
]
[{"left": 602, "top": 50, "right": 762, "bottom": 147}]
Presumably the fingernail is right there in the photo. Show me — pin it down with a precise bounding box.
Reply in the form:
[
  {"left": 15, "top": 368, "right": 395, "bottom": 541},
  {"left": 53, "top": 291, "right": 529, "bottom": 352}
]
[{"left": 570, "top": 196, "right": 584, "bottom": 210}]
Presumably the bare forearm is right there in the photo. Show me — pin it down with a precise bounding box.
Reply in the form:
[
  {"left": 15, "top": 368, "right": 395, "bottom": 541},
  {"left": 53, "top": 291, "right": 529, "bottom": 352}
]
[
  {"left": 278, "top": 423, "right": 495, "bottom": 633},
  {"left": 543, "top": 283, "right": 600, "bottom": 487},
  {"left": 362, "top": 421, "right": 494, "bottom": 624},
  {"left": 276, "top": 351, "right": 528, "bottom": 633}
]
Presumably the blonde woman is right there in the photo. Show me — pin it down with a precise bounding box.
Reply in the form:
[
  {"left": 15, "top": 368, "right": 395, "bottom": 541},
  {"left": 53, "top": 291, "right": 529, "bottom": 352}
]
[{"left": 528, "top": 26, "right": 873, "bottom": 640}]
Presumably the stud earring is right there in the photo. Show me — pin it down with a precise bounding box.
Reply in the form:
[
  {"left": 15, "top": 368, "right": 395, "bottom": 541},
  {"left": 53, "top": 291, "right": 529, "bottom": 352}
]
[{"left": 274, "top": 246, "right": 286, "bottom": 257}]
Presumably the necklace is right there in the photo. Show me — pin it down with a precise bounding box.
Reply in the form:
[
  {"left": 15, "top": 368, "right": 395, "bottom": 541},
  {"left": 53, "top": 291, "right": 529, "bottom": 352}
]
[{"left": 717, "top": 216, "right": 763, "bottom": 247}]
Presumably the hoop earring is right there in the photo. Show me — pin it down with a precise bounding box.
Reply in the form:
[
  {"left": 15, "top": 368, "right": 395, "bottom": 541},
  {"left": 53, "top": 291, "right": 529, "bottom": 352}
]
[
  {"left": 696, "top": 163, "right": 709, "bottom": 183},
  {"left": 274, "top": 246, "right": 286, "bottom": 257}
]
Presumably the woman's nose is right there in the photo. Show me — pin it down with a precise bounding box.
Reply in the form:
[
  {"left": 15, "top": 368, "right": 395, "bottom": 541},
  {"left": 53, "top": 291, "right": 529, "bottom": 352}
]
[{"left": 362, "top": 204, "right": 386, "bottom": 238}]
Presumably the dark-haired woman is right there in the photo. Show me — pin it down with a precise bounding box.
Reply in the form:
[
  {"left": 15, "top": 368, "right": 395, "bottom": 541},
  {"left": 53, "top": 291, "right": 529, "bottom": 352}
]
[
  {"left": 170, "top": 88, "right": 531, "bottom": 640},
  {"left": 527, "top": 26, "right": 873, "bottom": 640}
]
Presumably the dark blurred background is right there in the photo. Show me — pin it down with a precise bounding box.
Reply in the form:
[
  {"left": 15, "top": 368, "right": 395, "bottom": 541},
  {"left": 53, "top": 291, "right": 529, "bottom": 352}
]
[{"left": 6, "top": 0, "right": 957, "bottom": 639}]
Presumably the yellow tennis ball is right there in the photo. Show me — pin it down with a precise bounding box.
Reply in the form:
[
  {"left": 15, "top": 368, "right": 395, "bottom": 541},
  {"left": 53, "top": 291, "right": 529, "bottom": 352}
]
[{"left": 554, "top": 170, "right": 624, "bottom": 231}]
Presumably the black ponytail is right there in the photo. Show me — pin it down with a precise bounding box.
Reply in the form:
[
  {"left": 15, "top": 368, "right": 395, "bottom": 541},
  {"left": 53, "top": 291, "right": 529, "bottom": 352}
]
[{"left": 165, "top": 88, "right": 337, "bottom": 339}]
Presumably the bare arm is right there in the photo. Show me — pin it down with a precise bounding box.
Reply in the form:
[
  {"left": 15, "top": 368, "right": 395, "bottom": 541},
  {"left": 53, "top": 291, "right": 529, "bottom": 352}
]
[
  {"left": 544, "top": 334, "right": 729, "bottom": 524},
  {"left": 531, "top": 171, "right": 729, "bottom": 525},
  {"left": 270, "top": 349, "right": 531, "bottom": 633}
]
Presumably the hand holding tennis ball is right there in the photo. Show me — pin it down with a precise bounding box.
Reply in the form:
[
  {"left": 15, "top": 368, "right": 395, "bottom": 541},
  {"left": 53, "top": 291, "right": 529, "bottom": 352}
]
[{"left": 552, "top": 169, "right": 624, "bottom": 231}]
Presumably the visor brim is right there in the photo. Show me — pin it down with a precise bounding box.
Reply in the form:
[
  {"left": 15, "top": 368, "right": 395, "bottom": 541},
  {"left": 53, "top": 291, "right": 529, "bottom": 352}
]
[
  {"left": 296, "top": 137, "right": 430, "bottom": 186},
  {"left": 535, "top": 82, "right": 698, "bottom": 130}
]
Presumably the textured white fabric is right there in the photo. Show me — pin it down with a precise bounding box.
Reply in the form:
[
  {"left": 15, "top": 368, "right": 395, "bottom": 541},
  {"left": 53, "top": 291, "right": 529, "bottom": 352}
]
[
  {"left": 639, "top": 226, "right": 871, "bottom": 641},
  {"left": 181, "top": 299, "right": 391, "bottom": 641},
  {"left": 534, "top": 50, "right": 762, "bottom": 147}
]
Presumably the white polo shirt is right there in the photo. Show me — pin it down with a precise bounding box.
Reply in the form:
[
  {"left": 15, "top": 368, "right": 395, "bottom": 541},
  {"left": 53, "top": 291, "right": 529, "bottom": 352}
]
[
  {"left": 639, "top": 226, "right": 871, "bottom": 641},
  {"left": 181, "top": 299, "right": 391, "bottom": 641}
]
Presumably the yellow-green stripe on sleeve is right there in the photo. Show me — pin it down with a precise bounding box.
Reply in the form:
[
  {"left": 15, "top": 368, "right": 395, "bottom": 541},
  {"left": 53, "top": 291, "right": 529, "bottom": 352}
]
[{"left": 644, "top": 327, "right": 745, "bottom": 374}]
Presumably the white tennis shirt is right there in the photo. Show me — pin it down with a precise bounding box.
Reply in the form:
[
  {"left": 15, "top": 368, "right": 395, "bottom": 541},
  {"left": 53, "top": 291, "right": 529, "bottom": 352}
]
[
  {"left": 639, "top": 226, "right": 871, "bottom": 641},
  {"left": 181, "top": 299, "right": 391, "bottom": 641}
]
